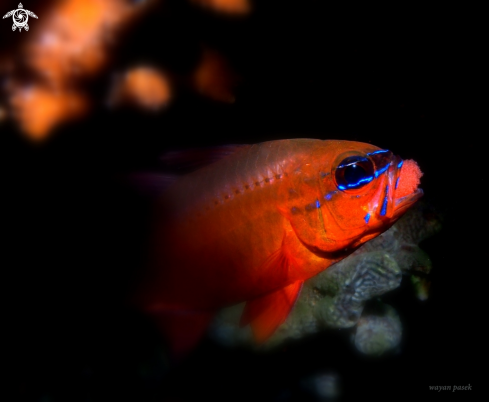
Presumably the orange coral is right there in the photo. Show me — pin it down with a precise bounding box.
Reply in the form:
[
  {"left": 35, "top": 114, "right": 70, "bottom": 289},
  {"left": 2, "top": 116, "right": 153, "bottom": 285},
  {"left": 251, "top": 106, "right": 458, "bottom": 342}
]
[
  {"left": 191, "top": 0, "right": 252, "bottom": 16},
  {"left": 2, "top": 0, "right": 244, "bottom": 141},
  {"left": 23, "top": 0, "right": 146, "bottom": 85},
  {"left": 109, "top": 67, "right": 172, "bottom": 111},
  {"left": 5, "top": 0, "right": 154, "bottom": 141},
  {"left": 9, "top": 84, "right": 88, "bottom": 142},
  {"left": 192, "top": 49, "right": 240, "bottom": 103}
]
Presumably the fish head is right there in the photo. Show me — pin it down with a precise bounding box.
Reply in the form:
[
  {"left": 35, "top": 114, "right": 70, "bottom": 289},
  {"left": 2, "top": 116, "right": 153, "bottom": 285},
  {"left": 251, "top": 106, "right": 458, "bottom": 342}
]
[
  {"left": 318, "top": 141, "right": 424, "bottom": 251},
  {"left": 283, "top": 141, "right": 423, "bottom": 254}
]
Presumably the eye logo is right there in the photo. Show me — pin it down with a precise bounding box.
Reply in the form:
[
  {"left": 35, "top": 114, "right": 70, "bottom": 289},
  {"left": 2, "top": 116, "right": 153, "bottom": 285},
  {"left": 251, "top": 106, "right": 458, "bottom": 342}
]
[{"left": 3, "top": 3, "right": 38, "bottom": 32}]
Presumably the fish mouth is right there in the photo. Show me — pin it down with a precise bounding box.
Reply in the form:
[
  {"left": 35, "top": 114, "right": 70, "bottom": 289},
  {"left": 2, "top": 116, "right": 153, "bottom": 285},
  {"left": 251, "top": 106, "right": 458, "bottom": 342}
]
[
  {"left": 368, "top": 151, "right": 423, "bottom": 220},
  {"left": 390, "top": 154, "right": 424, "bottom": 218},
  {"left": 393, "top": 188, "right": 424, "bottom": 218}
]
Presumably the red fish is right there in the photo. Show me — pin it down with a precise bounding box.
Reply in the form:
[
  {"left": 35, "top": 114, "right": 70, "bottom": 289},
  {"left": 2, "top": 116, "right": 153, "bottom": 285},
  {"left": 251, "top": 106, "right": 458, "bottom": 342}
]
[{"left": 134, "top": 139, "right": 423, "bottom": 355}]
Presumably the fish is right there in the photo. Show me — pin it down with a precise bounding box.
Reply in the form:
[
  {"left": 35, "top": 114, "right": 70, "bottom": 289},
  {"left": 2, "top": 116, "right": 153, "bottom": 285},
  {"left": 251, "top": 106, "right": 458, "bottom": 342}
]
[{"left": 133, "top": 138, "right": 423, "bottom": 355}]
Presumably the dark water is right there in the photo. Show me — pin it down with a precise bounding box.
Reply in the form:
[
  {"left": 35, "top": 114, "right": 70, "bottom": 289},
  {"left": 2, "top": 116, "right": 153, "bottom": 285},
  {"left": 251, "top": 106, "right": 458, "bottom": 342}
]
[{"left": 2, "top": 1, "right": 482, "bottom": 400}]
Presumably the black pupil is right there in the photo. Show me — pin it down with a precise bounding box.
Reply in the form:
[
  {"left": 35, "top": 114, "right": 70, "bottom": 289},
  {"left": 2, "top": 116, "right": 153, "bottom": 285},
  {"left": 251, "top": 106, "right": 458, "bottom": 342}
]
[{"left": 344, "top": 164, "right": 367, "bottom": 183}]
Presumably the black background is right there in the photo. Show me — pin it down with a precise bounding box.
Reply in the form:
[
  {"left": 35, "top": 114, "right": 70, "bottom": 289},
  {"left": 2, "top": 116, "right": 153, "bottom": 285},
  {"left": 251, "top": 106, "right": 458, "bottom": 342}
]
[{"left": 1, "top": 1, "right": 483, "bottom": 400}]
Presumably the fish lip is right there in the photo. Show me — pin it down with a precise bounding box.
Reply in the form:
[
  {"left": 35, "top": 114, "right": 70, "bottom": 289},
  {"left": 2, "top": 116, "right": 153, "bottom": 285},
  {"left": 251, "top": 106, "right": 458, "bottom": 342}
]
[{"left": 393, "top": 188, "right": 424, "bottom": 217}]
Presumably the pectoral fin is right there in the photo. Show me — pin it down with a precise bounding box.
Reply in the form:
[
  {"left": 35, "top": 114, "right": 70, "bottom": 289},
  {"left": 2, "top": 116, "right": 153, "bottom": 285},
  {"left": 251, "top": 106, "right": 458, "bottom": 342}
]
[{"left": 240, "top": 280, "right": 304, "bottom": 343}]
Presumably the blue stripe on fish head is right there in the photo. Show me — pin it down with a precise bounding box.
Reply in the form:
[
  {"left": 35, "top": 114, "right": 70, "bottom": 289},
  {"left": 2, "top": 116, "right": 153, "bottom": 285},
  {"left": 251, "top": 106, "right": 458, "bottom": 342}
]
[
  {"left": 364, "top": 213, "right": 371, "bottom": 223},
  {"left": 324, "top": 190, "right": 337, "bottom": 201},
  {"left": 367, "top": 149, "right": 390, "bottom": 156},
  {"left": 380, "top": 185, "right": 389, "bottom": 216},
  {"left": 374, "top": 164, "right": 389, "bottom": 178}
]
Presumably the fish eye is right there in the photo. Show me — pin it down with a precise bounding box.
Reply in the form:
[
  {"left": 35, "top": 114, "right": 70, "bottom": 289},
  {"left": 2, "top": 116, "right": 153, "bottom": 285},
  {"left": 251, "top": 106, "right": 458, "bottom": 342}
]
[{"left": 334, "top": 155, "right": 375, "bottom": 191}]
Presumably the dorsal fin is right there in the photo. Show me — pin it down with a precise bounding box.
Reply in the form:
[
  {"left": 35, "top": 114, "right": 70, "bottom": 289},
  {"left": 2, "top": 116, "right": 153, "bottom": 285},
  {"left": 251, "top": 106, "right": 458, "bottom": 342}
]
[
  {"left": 125, "top": 172, "right": 179, "bottom": 197},
  {"left": 123, "top": 145, "right": 250, "bottom": 198},
  {"left": 159, "top": 144, "right": 250, "bottom": 172}
]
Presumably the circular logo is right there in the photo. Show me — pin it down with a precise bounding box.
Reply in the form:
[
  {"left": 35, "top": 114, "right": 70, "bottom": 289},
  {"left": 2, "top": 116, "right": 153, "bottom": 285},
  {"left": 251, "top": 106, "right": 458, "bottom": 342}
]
[
  {"left": 3, "top": 3, "right": 38, "bottom": 32},
  {"left": 13, "top": 9, "right": 29, "bottom": 28}
]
